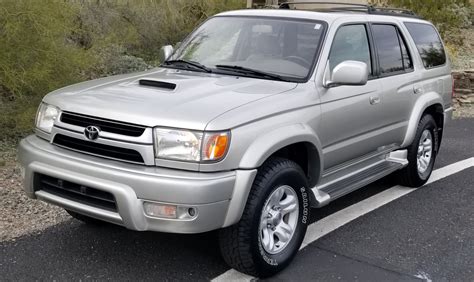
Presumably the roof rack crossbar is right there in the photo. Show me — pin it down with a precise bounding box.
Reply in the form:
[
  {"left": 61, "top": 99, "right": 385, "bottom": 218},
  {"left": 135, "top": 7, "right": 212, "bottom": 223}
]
[{"left": 278, "top": 1, "right": 420, "bottom": 18}]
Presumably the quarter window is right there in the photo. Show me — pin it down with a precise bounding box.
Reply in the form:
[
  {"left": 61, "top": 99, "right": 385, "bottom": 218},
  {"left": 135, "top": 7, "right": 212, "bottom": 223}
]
[
  {"left": 329, "top": 25, "right": 372, "bottom": 75},
  {"left": 404, "top": 22, "right": 446, "bottom": 68}
]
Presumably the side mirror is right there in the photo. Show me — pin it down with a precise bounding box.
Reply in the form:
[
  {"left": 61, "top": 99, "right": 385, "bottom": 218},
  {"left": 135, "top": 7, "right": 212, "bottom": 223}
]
[
  {"left": 159, "top": 45, "right": 174, "bottom": 62},
  {"left": 324, "top": 61, "right": 368, "bottom": 88}
]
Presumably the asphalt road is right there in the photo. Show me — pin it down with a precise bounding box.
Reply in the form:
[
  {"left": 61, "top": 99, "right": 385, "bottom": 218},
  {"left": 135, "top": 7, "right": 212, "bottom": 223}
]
[{"left": 1, "top": 118, "right": 473, "bottom": 281}]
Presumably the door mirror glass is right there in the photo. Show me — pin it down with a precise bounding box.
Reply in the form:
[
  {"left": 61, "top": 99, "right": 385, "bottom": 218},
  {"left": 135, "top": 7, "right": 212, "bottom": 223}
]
[
  {"left": 159, "top": 45, "right": 174, "bottom": 62},
  {"left": 324, "top": 60, "right": 368, "bottom": 88}
]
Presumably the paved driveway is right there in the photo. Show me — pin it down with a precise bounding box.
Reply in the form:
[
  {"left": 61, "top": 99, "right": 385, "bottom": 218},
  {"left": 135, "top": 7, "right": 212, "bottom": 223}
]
[{"left": 1, "top": 118, "right": 473, "bottom": 281}]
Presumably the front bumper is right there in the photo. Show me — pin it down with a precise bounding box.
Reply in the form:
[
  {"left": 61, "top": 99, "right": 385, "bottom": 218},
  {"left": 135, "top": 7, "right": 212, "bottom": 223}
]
[{"left": 18, "top": 135, "right": 256, "bottom": 233}]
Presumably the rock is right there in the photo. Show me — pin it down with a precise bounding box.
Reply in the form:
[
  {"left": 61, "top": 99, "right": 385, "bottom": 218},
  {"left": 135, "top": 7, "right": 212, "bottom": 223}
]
[
  {"left": 455, "top": 89, "right": 473, "bottom": 95},
  {"left": 452, "top": 72, "right": 463, "bottom": 79},
  {"left": 458, "top": 96, "right": 474, "bottom": 105}
]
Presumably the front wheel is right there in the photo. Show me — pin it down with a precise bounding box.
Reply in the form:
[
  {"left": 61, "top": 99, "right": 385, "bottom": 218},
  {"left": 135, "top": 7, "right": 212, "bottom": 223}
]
[
  {"left": 398, "top": 114, "right": 438, "bottom": 187},
  {"left": 219, "top": 157, "right": 310, "bottom": 278}
]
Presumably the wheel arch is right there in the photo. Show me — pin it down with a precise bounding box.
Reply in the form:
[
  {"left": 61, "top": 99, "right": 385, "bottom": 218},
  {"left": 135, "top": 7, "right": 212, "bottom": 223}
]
[
  {"left": 401, "top": 92, "right": 445, "bottom": 148},
  {"left": 239, "top": 123, "right": 324, "bottom": 187},
  {"left": 224, "top": 124, "right": 323, "bottom": 228}
]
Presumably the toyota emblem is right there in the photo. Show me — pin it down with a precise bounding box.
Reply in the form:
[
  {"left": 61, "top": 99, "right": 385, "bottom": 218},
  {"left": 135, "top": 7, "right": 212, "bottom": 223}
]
[{"left": 84, "top": 125, "right": 100, "bottom": 140}]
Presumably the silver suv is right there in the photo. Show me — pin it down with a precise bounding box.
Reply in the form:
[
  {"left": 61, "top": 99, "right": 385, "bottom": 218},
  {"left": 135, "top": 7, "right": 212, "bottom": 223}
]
[{"left": 19, "top": 4, "right": 453, "bottom": 278}]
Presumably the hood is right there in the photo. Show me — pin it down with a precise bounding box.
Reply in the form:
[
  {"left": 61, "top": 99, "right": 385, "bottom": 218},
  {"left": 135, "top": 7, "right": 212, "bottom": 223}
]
[{"left": 44, "top": 68, "right": 297, "bottom": 130}]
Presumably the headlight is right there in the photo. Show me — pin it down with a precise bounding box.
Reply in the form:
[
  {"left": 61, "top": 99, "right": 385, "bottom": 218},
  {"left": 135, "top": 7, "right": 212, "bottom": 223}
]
[
  {"left": 154, "top": 128, "right": 230, "bottom": 162},
  {"left": 35, "top": 103, "right": 60, "bottom": 133}
]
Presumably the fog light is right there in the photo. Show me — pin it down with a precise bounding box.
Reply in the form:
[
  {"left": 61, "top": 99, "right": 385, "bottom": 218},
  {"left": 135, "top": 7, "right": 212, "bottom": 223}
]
[
  {"left": 188, "top": 207, "right": 196, "bottom": 217},
  {"left": 144, "top": 202, "right": 177, "bottom": 219}
]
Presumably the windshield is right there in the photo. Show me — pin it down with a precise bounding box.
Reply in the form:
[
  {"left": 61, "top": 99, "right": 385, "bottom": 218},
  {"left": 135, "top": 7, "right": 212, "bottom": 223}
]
[{"left": 169, "top": 16, "right": 326, "bottom": 82}]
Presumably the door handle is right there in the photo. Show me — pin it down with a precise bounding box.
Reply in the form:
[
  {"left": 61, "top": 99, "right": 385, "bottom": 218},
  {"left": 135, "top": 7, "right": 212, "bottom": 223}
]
[{"left": 369, "top": 96, "right": 380, "bottom": 105}]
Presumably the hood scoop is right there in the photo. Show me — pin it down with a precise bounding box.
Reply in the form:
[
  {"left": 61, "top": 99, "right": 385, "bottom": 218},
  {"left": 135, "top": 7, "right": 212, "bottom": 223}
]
[{"left": 139, "top": 79, "right": 176, "bottom": 91}]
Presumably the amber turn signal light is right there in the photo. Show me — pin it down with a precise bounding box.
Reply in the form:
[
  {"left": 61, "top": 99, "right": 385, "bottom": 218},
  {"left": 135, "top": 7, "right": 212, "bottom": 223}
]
[{"left": 203, "top": 132, "right": 230, "bottom": 161}]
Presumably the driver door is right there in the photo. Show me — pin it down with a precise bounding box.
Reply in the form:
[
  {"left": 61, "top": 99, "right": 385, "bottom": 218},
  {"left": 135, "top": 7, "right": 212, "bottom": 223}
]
[{"left": 319, "top": 24, "right": 384, "bottom": 169}]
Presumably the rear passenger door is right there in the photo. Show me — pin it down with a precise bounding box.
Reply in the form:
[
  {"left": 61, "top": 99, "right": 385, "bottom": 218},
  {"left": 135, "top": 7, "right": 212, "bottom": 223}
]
[{"left": 370, "top": 23, "right": 416, "bottom": 146}]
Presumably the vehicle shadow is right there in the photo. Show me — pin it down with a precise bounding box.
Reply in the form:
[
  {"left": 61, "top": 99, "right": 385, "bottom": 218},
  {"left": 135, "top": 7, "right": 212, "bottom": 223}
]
[{"left": 1, "top": 174, "right": 399, "bottom": 280}]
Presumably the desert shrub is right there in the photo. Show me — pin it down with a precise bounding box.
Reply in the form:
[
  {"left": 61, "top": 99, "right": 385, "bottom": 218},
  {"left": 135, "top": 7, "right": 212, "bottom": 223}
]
[
  {"left": 85, "top": 45, "right": 153, "bottom": 79},
  {"left": 0, "top": 1, "right": 91, "bottom": 139}
]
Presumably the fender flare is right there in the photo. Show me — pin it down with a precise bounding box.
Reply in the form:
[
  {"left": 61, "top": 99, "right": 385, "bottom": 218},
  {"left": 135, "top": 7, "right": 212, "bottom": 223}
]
[
  {"left": 223, "top": 124, "right": 324, "bottom": 227},
  {"left": 239, "top": 123, "right": 324, "bottom": 183},
  {"left": 400, "top": 91, "right": 444, "bottom": 148}
]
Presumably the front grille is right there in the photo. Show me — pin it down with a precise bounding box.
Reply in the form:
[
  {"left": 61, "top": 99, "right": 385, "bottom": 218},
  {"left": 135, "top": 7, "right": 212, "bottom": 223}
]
[
  {"left": 36, "top": 174, "right": 117, "bottom": 212},
  {"left": 53, "top": 134, "right": 145, "bottom": 164},
  {"left": 60, "top": 112, "right": 146, "bottom": 137}
]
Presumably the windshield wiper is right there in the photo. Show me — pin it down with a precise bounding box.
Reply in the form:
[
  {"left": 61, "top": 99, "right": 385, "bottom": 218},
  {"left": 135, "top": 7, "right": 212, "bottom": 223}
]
[
  {"left": 162, "top": 59, "right": 212, "bottom": 73},
  {"left": 215, "top": 65, "right": 286, "bottom": 81}
]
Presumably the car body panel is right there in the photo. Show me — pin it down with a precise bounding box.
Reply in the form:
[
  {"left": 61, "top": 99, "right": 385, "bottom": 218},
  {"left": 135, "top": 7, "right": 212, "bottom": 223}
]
[{"left": 44, "top": 68, "right": 297, "bottom": 131}]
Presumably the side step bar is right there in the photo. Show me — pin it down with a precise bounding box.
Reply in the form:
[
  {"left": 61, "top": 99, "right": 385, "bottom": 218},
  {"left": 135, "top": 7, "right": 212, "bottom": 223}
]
[{"left": 311, "top": 150, "right": 408, "bottom": 207}]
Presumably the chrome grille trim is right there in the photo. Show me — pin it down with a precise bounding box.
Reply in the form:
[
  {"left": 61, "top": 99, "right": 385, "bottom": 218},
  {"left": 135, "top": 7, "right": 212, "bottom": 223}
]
[
  {"left": 60, "top": 112, "right": 146, "bottom": 136},
  {"left": 50, "top": 126, "right": 155, "bottom": 165},
  {"left": 56, "top": 112, "right": 153, "bottom": 144}
]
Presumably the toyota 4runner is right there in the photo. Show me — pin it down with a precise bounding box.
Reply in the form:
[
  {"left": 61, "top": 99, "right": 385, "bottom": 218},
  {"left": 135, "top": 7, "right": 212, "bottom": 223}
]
[{"left": 19, "top": 3, "right": 453, "bottom": 278}]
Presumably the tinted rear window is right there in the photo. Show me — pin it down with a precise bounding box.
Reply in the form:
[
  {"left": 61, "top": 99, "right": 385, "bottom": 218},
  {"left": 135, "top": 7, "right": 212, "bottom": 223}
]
[
  {"left": 404, "top": 22, "right": 446, "bottom": 68},
  {"left": 372, "top": 24, "right": 404, "bottom": 74}
]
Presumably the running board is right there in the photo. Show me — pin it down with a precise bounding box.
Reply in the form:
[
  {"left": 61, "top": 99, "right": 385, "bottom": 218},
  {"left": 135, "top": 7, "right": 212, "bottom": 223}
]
[{"left": 311, "top": 150, "right": 408, "bottom": 207}]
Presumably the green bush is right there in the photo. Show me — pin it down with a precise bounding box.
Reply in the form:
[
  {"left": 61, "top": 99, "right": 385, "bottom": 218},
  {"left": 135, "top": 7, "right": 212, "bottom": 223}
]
[{"left": 0, "top": 1, "right": 91, "bottom": 139}]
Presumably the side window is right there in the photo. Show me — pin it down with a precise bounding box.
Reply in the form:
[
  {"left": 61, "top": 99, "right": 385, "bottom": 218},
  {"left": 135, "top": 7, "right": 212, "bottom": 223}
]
[
  {"left": 372, "top": 24, "right": 405, "bottom": 75},
  {"left": 329, "top": 24, "right": 371, "bottom": 75},
  {"left": 404, "top": 22, "right": 446, "bottom": 68}
]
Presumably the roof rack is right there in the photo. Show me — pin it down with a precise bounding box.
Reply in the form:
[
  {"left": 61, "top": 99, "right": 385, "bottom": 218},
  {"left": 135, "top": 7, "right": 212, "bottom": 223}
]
[{"left": 278, "top": 1, "right": 421, "bottom": 19}]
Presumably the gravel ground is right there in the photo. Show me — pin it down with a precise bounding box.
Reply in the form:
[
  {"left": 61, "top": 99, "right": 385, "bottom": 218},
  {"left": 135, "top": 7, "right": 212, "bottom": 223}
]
[
  {"left": 0, "top": 143, "right": 68, "bottom": 242},
  {"left": 454, "top": 104, "right": 474, "bottom": 118}
]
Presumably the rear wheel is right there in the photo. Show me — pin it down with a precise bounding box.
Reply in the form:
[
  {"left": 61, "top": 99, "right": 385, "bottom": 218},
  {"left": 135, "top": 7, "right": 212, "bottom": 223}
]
[
  {"left": 399, "top": 114, "right": 438, "bottom": 187},
  {"left": 219, "top": 157, "right": 310, "bottom": 278},
  {"left": 66, "top": 210, "right": 107, "bottom": 225}
]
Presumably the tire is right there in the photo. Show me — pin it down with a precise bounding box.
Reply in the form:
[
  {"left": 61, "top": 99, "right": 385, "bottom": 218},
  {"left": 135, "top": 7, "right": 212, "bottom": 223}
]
[
  {"left": 219, "top": 157, "right": 310, "bottom": 278},
  {"left": 399, "top": 114, "right": 438, "bottom": 187},
  {"left": 66, "top": 209, "right": 108, "bottom": 225}
]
